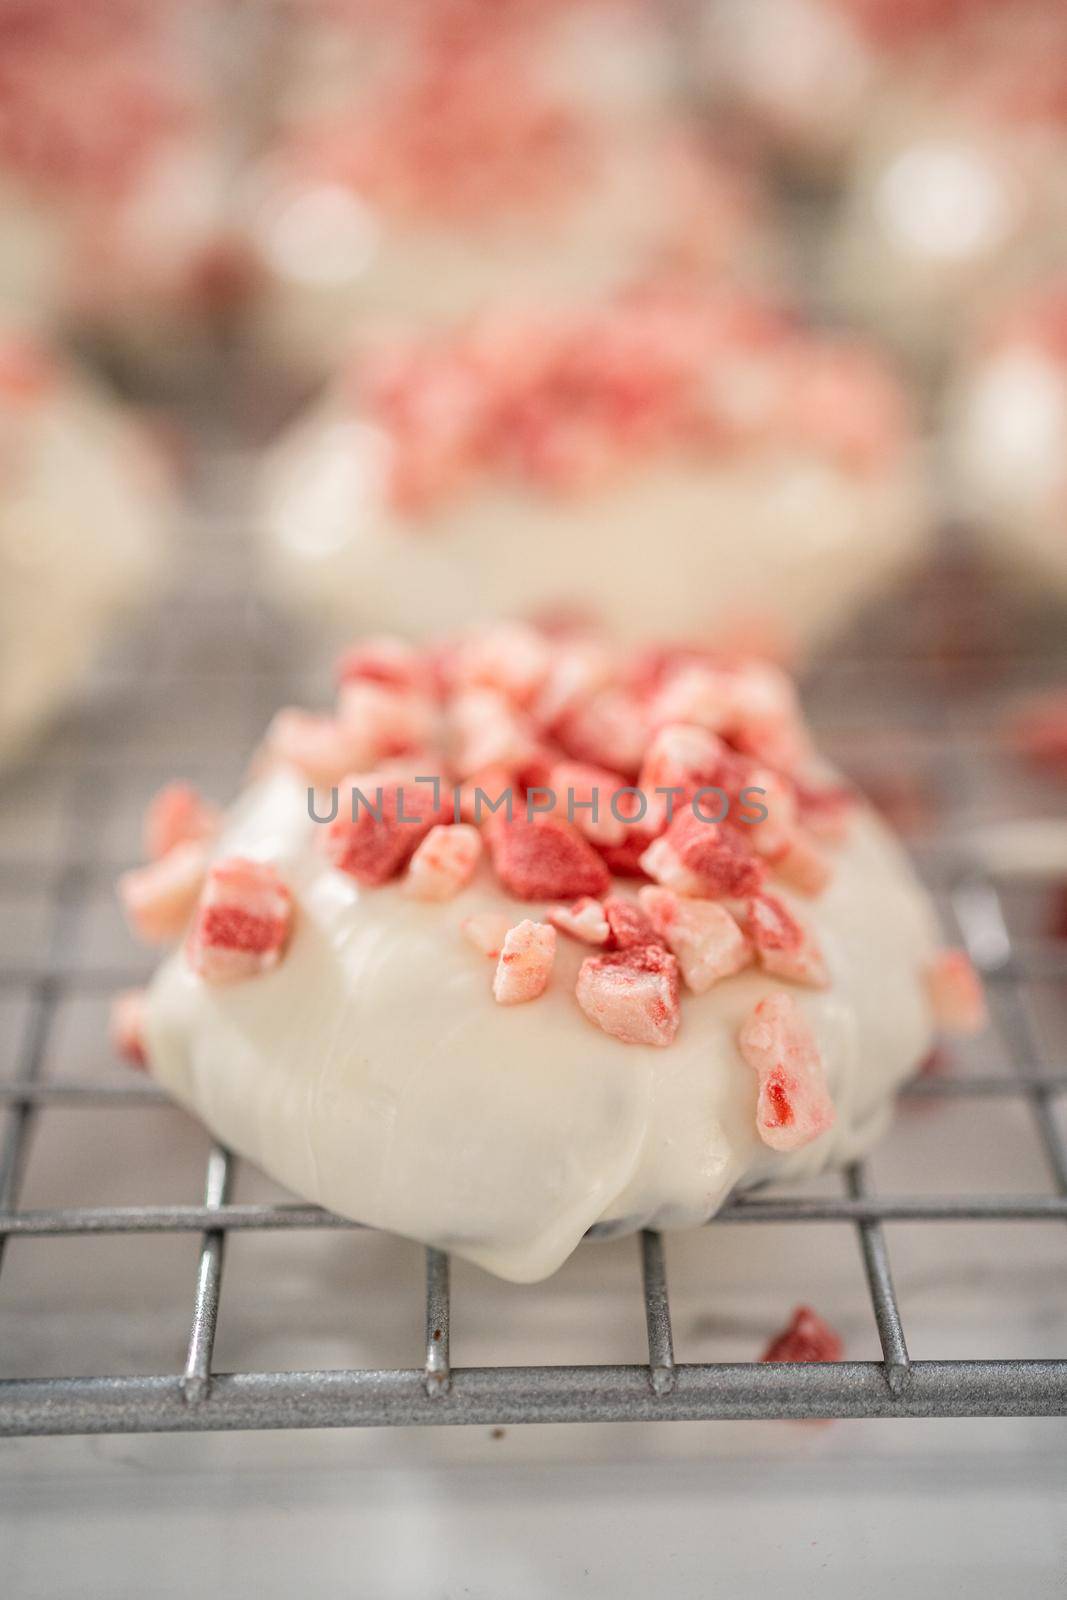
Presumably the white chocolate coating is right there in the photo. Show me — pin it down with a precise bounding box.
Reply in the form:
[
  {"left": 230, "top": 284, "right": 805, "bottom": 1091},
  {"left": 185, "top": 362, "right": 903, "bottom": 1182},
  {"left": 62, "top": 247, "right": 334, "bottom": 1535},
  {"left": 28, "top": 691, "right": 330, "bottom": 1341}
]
[
  {"left": 0, "top": 356, "right": 167, "bottom": 759},
  {"left": 259, "top": 403, "right": 928, "bottom": 652},
  {"left": 946, "top": 339, "right": 1067, "bottom": 590},
  {"left": 145, "top": 769, "right": 938, "bottom": 1282}
]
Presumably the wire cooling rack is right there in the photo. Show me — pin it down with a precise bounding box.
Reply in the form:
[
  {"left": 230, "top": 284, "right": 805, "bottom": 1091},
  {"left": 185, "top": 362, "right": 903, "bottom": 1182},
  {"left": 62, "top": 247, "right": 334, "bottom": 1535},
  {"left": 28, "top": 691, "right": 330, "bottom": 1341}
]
[{"left": 0, "top": 465, "right": 1065, "bottom": 1435}]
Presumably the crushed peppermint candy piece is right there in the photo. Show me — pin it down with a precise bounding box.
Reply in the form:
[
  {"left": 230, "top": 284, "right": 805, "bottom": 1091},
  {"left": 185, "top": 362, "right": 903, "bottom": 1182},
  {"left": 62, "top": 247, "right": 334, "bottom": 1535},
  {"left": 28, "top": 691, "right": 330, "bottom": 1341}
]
[
  {"left": 576, "top": 944, "right": 681, "bottom": 1047},
  {"left": 487, "top": 815, "right": 611, "bottom": 901},
  {"left": 761, "top": 1305, "right": 843, "bottom": 1365},
  {"left": 119, "top": 842, "right": 209, "bottom": 945},
  {"left": 187, "top": 858, "right": 293, "bottom": 984},
  {"left": 493, "top": 920, "right": 556, "bottom": 1005},
  {"left": 637, "top": 723, "right": 727, "bottom": 827},
  {"left": 461, "top": 911, "right": 512, "bottom": 959},
  {"left": 603, "top": 894, "right": 663, "bottom": 951},
  {"left": 448, "top": 688, "right": 539, "bottom": 779},
  {"left": 404, "top": 823, "right": 482, "bottom": 900},
  {"left": 267, "top": 708, "right": 374, "bottom": 788},
  {"left": 548, "top": 760, "right": 632, "bottom": 846},
  {"left": 738, "top": 991, "right": 835, "bottom": 1151},
  {"left": 770, "top": 831, "right": 833, "bottom": 897},
  {"left": 926, "top": 949, "right": 987, "bottom": 1036},
  {"left": 444, "top": 622, "right": 551, "bottom": 706},
  {"left": 335, "top": 680, "right": 436, "bottom": 757},
  {"left": 639, "top": 887, "right": 751, "bottom": 993},
  {"left": 643, "top": 809, "right": 765, "bottom": 899},
  {"left": 143, "top": 783, "right": 220, "bottom": 862},
  {"left": 318, "top": 775, "right": 445, "bottom": 886},
  {"left": 335, "top": 635, "right": 429, "bottom": 693},
  {"left": 109, "top": 988, "right": 148, "bottom": 1069},
  {"left": 555, "top": 687, "right": 649, "bottom": 778},
  {"left": 547, "top": 897, "right": 610, "bottom": 945},
  {"left": 745, "top": 893, "right": 829, "bottom": 987}
]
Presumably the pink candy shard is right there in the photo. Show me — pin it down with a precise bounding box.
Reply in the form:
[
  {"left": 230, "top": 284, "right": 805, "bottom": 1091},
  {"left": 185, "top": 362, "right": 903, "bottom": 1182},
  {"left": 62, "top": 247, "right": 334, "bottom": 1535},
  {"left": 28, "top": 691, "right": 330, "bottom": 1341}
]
[
  {"left": 493, "top": 920, "right": 556, "bottom": 1005},
  {"left": 142, "top": 783, "right": 220, "bottom": 861},
  {"left": 187, "top": 858, "right": 293, "bottom": 985},
  {"left": 637, "top": 722, "right": 726, "bottom": 827},
  {"left": 547, "top": 896, "right": 609, "bottom": 945},
  {"left": 335, "top": 635, "right": 428, "bottom": 693},
  {"left": 738, "top": 991, "right": 835, "bottom": 1152},
  {"left": 335, "top": 680, "right": 436, "bottom": 757},
  {"left": 317, "top": 774, "right": 445, "bottom": 886},
  {"left": 118, "top": 842, "right": 208, "bottom": 945},
  {"left": 109, "top": 989, "right": 148, "bottom": 1069},
  {"left": 745, "top": 893, "right": 829, "bottom": 988},
  {"left": 446, "top": 622, "right": 551, "bottom": 705},
  {"left": 555, "top": 687, "right": 648, "bottom": 778},
  {"left": 404, "top": 823, "right": 482, "bottom": 900},
  {"left": 266, "top": 708, "right": 372, "bottom": 787},
  {"left": 761, "top": 1305, "right": 843, "bottom": 1365},
  {"left": 575, "top": 944, "right": 681, "bottom": 1047},
  {"left": 548, "top": 759, "right": 631, "bottom": 845},
  {"left": 639, "top": 886, "right": 751, "bottom": 993},
  {"left": 641, "top": 810, "right": 764, "bottom": 899},
  {"left": 448, "top": 688, "right": 538, "bottom": 779},
  {"left": 770, "top": 830, "right": 833, "bottom": 897},
  {"left": 461, "top": 912, "right": 512, "bottom": 959},
  {"left": 603, "top": 893, "right": 663, "bottom": 952},
  {"left": 926, "top": 949, "right": 987, "bottom": 1036},
  {"left": 486, "top": 814, "right": 611, "bottom": 901}
]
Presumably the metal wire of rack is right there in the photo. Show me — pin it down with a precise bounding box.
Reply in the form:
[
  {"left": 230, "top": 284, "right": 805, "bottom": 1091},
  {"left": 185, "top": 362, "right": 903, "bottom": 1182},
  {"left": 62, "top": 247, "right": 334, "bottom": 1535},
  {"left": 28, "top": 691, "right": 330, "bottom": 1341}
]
[{"left": 0, "top": 470, "right": 1065, "bottom": 1436}]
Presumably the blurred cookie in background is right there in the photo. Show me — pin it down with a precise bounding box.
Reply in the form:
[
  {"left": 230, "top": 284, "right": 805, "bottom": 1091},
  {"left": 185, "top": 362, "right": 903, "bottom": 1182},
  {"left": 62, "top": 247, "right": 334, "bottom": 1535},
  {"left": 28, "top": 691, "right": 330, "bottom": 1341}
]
[
  {"left": 946, "top": 280, "right": 1067, "bottom": 595},
  {"left": 0, "top": 0, "right": 258, "bottom": 387},
  {"left": 823, "top": 1, "right": 1067, "bottom": 366},
  {"left": 256, "top": 281, "right": 930, "bottom": 654},
  {"left": 241, "top": 0, "right": 784, "bottom": 382},
  {"left": 0, "top": 321, "right": 170, "bottom": 760}
]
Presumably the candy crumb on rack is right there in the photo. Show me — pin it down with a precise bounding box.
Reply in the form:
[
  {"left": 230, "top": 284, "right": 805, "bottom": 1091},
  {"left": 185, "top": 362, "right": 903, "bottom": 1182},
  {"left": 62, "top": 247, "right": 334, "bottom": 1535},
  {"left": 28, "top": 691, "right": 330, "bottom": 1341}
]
[{"left": 761, "top": 1305, "right": 844, "bottom": 1364}]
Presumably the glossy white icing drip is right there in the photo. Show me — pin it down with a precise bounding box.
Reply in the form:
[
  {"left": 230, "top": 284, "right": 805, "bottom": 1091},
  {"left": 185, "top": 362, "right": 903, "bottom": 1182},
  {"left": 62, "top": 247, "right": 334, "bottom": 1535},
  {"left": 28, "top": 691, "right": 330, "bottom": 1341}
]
[{"left": 146, "top": 769, "right": 938, "bottom": 1281}]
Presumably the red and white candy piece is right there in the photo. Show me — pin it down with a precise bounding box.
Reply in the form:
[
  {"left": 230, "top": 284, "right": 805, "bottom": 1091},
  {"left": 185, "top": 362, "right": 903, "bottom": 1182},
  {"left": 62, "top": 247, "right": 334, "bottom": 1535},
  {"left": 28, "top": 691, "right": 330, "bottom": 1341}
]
[
  {"left": 448, "top": 688, "right": 538, "bottom": 779},
  {"left": 548, "top": 760, "right": 631, "bottom": 846},
  {"left": 266, "top": 708, "right": 373, "bottom": 788},
  {"left": 639, "top": 887, "right": 751, "bottom": 993},
  {"left": 761, "top": 1305, "right": 843, "bottom": 1365},
  {"left": 575, "top": 944, "right": 682, "bottom": 1047},
  {"left": 119, "top": 842, "right": 208, "bottom": 945},
  {"left": 142, "top": 783, "right": 220, "bottom": 862},
  {"left": 603, "top": 894, "right": 663, "bottom": 952},
  {"left": 461, "top": 911, "right": 512, "bottom": 959},
  {"left": 640, "top": 810, "right": 765, "bottom": 900},
  {"left": 493, "top": 920, "right": 556, "bottom": 1005},
  {"left": 109, "top": 988, "right": 148, "bottom": 1069},
  {"left": 404, "top": 824, "right": 481, "bottom": 901},
  {"left": 926, "top": 949, "right": 987, "bottom": 1036},
  {"left": 335, "top": 635, "right": 428, "bottom": 694},
  {"left": 770, "top": 830, "right": 832, "bottom": 897},
  {"left": 187, "top": 858, "right": 293, "bottom": 985},
  {"left": 637, "top": 722, "right": 726, "bottom": 828},
  {"left": 487, "top": 815, "right": 611, "bottom": 902},
  {"left": 555, "top": 687, "right": 649, "bottom": 778},
  {"left": 738, "top": 991, "right": 835, "bottom": 1152},
  {"left": 745, "top": 893, "right": 829, "bottom": 988},
  {"left": 317, "top": 775, "right": 444, "bottom": 886},
  {"left": 547, "top": 897, "right": 610, "bottom": 945},
  {"left": 335, "top": 679, "right": 436, "bottom": 756}
]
